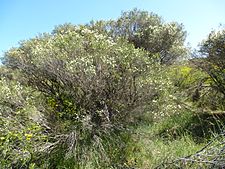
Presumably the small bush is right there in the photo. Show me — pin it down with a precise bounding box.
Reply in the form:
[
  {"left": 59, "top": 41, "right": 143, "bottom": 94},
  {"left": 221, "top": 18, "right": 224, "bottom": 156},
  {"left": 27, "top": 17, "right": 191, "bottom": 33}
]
[{"left": 0, "top": 78, "right": 46, "bottom": 168}]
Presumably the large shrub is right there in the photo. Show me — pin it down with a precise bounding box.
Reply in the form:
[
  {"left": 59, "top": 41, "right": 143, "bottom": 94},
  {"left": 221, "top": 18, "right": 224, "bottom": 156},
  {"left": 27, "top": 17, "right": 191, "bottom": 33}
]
[
  {"left": 198, "top": 29, "right": 225, "bottom": 95},
  {"left": 3, "top": 24, "right": 160, "bottom": 168},
  {"left": 194, "top": 29, "right": 225, "bottom": 110}
]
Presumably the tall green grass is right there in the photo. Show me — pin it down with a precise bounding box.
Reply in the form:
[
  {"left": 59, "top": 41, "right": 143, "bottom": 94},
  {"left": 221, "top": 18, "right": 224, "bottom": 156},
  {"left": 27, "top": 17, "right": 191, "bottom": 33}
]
[{"left": 126, "top": 110, "right": 225, "bottom": 168}]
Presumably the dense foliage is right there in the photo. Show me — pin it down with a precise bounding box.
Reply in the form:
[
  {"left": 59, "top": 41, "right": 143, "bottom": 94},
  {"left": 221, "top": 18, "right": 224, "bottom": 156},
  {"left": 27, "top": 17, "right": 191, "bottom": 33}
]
[
  {"left": 190, "top": 29, "right": 225, "bottom": 111},
  {"left": 198, "top": 29, "right": 225, "bottom": 96},
  {"left": 0, "top": 77, "right": 46, "bottom": 168},
  {"left": 89, "top": 9, "right": 187, "bottom": 64}
]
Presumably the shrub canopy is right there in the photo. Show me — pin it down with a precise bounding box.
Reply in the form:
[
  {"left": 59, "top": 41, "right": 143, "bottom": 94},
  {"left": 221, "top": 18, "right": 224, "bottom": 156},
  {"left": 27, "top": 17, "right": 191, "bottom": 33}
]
[{"left": 2, "top": 24, "right": 162, "bottom": 168}]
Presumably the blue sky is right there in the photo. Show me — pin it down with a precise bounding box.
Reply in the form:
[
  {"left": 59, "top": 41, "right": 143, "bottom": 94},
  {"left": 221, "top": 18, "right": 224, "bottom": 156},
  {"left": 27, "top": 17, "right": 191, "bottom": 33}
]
[{"left": 1, "top": 0, "right": 225, "bottom": 57}]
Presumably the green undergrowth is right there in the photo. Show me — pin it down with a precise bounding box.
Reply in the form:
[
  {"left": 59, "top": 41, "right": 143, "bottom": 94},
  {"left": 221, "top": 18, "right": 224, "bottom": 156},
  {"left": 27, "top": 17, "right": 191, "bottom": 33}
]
[{"left": 127, "top": 110, "right": 225, "bottom": 168}]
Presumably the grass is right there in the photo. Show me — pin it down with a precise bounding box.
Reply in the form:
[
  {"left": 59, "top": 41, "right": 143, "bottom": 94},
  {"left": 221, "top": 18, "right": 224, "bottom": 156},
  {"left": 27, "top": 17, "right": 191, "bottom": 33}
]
[
  {"left": 130, "top": 134, "right": 203, "bottom": 168},
  {"left": 126, "top": 110, "right": 225, "bottom": 168}
]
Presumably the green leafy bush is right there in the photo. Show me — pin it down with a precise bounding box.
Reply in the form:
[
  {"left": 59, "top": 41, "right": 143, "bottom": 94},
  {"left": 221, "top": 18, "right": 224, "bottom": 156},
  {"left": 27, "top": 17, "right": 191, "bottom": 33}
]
[
  {"left": 0, "top": 78, "right": 46, "bottom": 168},
  {"left": 193, "top": 29, "right": 225, "bottom": 111}
]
